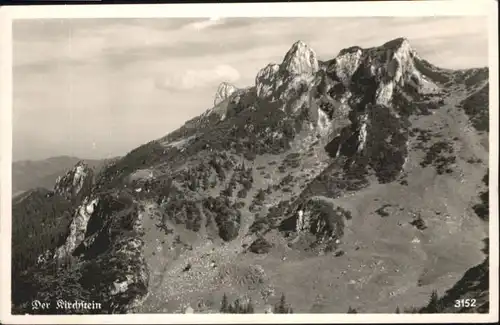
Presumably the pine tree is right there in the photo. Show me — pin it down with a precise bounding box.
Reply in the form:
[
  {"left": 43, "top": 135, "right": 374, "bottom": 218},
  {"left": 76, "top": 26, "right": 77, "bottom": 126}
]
[
  {"left": 233, "top": 298, "right": 241, "bottom": 313},
  {"left": 427, "top": 290, "right": 440, "bottom": 313},
  {"left": 274, "top": 293, "right": 293, "bottom": 313},
  {"left": 246, "top": 298, "right": 255, "bottom": 314},
  {"left": 276, "top": 293, "right": 286, "bottom": 313},
  {"left": 202, "top": 175, "right": 209, "bottom": 191},
  {"left": 220, "top": 293, "right": 229, "bottom": 313}
]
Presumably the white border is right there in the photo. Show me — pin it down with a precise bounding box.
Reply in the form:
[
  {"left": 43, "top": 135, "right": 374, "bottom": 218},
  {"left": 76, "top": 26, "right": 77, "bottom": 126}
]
[{"left": 0, "top": 1, "right": 498, "bottom": 324}]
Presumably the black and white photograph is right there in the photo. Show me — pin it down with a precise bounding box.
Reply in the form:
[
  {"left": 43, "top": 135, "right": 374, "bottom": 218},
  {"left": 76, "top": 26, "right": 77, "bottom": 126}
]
[{"left": 0, "top": 1, "right": 498, "bottom": 323}]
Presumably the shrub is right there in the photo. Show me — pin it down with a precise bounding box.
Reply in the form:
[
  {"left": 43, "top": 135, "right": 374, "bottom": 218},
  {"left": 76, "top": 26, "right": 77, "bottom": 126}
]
[
  {"left": 203, "top": 196, "right": 241, "bottom": 241},
  {"left": 249, "top": 237, "right": 273, "bottom": 254}
]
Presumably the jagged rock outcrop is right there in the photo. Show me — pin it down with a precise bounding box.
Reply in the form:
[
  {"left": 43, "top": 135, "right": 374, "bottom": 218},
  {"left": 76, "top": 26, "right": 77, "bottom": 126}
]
[
  {"left": 53, "top": 161, "right": 93, "bottom": 201},
  {"left": 53, "top": 197, "right": 99, "bottom": 260},
  {"left": 281, "top": 40, "right": 319, "bottom": 76},
  {"left": 214, "top": 82, "right": 239, "bottom": 106},
  {"left": 255, "top": 63, "right": 281, "bottom": 99},
  {"left": 50, "top": 191, "right": 149, "bottom": 313},
  {"left": 315, "top": 38, "right": 447, "bottom": 184},
  {"left": 279, "top": 198, "right": 352, "bottom": 252},
  {"left": 255, "top": 40, "right": 318, "bottom": 103},
  {"left": 328, "top": 46, "right": 363, "bottom": 85}
]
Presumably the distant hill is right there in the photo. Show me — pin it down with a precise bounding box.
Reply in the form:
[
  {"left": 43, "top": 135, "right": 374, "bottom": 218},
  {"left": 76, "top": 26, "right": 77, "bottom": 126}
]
[{"left": 12, "top": 156, "right": 111, "bottom": 197}]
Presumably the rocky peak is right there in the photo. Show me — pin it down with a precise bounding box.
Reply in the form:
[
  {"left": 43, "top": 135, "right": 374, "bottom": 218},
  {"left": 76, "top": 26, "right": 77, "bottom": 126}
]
[
  {"left": 380, "top": 37, "right": 418, "bottom": 83},
  {"left": 281, "top": 40, "right": 319, "bottom": 75},
  {"left": 381, "top": 37, "right": 411, "bottom": 51},
  {"left": 330, "top": 46, "right": 364, "bottom": 84},
  {"left": 54, "top": 161, "right": 93, "bottom": 201},
  {"left": 324, "top": 37, "right": 436, "bottom": 106},
  {"left": 372, "top": 37, "right": 434, "bottom": 104},
  {"left": 255, "top": 41, "right": 319, "bottom": 101},
  {"left": 214, "top": 82, "right": 238, "bottom": 106}
]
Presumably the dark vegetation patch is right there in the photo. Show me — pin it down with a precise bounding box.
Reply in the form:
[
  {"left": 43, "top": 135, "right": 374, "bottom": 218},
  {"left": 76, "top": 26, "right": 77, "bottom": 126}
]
[
  {"left": 375, "top": 204, "right": 392, "bottom": 217},
  {"left": 317, "top": 98, "right": 337, "bottom": 120},
  {"left": 150, "top": 179, "right": 203, "bottom": 232},
  {"left": 411, "top": 127, "right": 434, "bottom": 149},
  {"left": 420, "top": 141, "right": 456, "bottom": 175},
  {"left": 248, "top": 236, "right": 273, "bottom": 254},
  {"left": 459, "top": 83, "right": 489, "bottom": 132},
  {"left": 391, "top": 88, "right": 435, "bottom": 118},
  {"left": 466, "top": 157, "right": 483, "bottom": 164},
  {"left": 96, "top": 141, "right": 169, "bottom": 190},
  {"left": 453, "top": 68, "right": 489, "bottom": 89},
  {"left": 202, "top": 196, "right": 241, "bottom": 241},
  {"left": 300, "top": 160, "right": 369, "bottom": 200},
  {"left": 207, "top": 152, "right": 236, "bottom": 182},
  {"left": 249, "top": 189, "right": 266, "bottom": 213},
  {"left": 333, "top": 249, "right": 345, "bottom": 256},
  {"left": 233, "top": 201, "right": 245, "bottom": 209},
  {"left": 225, "top": 88, "right": 258, "bottom": 117},
  {"left": 181, "top": 99, "right": 304, "bottom": 161},
  {"left": 413, "top": 57, "right": 451, "bottom": 84},
  {"left": 173, "top": 155, "right": 234, "bottom": 192},
  {"left": 219, "top": 293, "right": 256, "bottom": 314},
  {"left": 409, "top": 213, "right": 427, "bottom": 230},
  {"left": 472, "top": 172, "right": 489, "bottom": 221},
  {"left": 249, "top": 200, "right": 291, "bottom": 235},
  {"left": 282, "top": 152, "right": 302, "bottom": 169},
  {"left": 165, "top": 152, "right": 244, "bottom": 200},
  {"left": 12, "top": 189, "right": 74, "bottom": 284},
  {"left": 365, "top": 104, "right": 409, "bottom": 183},
  {"left": 279, "top": 174, "right": 295, "bottom": 187}
]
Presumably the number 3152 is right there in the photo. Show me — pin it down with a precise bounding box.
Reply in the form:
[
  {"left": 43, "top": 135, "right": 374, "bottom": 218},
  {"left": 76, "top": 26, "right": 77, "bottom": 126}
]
[{"left": 454, "top": 299, "right": 477, "bottom": 308}]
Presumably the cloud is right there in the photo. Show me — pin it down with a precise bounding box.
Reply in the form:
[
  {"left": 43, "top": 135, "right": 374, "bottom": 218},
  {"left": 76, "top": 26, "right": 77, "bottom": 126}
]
[
  {"left": 155, "top": 64, "right": 240, "bottom": 91},
  {"left": 183, "top": 17, "right": 224, "bottom": 31},
  {"left": 12, "top": 17, "right": 489, "bottom": 161}
]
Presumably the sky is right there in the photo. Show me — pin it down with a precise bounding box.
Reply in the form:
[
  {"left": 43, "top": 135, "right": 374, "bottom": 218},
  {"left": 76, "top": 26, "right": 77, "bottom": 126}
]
[{"left": 13, "top": 16, "right": 489, "bottom": 162}]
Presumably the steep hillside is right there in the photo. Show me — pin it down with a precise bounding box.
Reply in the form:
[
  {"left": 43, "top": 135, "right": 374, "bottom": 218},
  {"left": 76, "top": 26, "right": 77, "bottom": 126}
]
[{"left": 12, "top": 38, "right": 490, "bottom": 314}]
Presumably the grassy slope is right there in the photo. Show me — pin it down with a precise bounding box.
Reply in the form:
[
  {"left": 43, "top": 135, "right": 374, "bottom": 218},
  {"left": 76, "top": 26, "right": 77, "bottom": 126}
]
[{"left": 131, "top": 66, "right": 490, "bottom": 313}]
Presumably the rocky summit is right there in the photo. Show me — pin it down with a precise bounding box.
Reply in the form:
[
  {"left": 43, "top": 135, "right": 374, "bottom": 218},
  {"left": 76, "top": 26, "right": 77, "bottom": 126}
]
[
  {"left": 214, "top": 82, "right": 239, "bottom": 107},
  {"left": 12, "top": 37, "right": 490, "bottom": 314}
]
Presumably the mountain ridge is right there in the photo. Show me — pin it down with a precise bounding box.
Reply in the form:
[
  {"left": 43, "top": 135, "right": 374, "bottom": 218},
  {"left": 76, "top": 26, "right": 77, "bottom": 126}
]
[
  {"left": 11, "top": 37, "right": 490, "bottom": 314},
  {"left": 12, "top": 156, "right": 115, "bottom": 197}
]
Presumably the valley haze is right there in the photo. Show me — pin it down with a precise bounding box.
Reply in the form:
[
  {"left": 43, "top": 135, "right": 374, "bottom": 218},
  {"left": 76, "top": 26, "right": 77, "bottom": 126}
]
[{"left": 1, "top": 2, "right": 498, "bottom": 325}]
